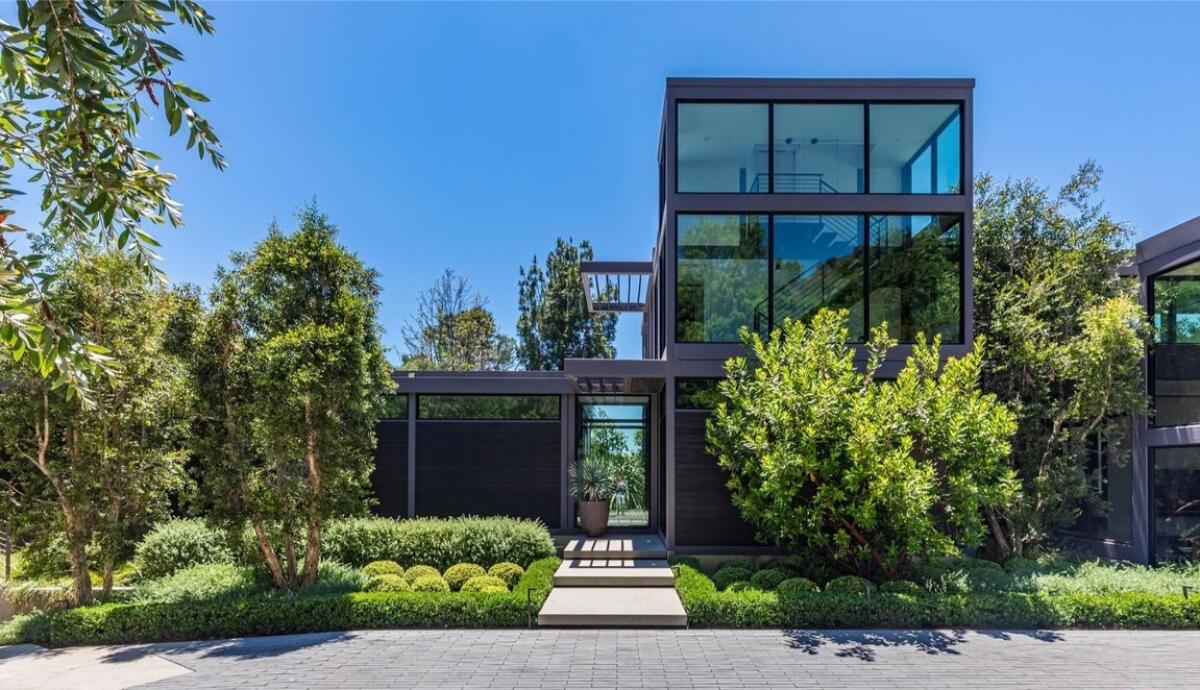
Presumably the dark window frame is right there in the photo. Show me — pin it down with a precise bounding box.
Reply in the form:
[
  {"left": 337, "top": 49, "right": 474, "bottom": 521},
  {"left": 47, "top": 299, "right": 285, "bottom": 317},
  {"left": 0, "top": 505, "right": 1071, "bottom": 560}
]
[
  {"left": 673, "top": 99, "right": 965, "bottom": 197},
  {"left": 674, "top": 211, "right": 966, "bottom": 345},
  {"left": 416, "top": 394, "right": 562, "bottom": 421},
  {"left": 675, "top": 378, "right": 724, "bottom": 410},
  {"left": 1147, "top": 265, "right": 1200, "bottom": 428},
  {"left": 1149, "top": 444, "right": 1200, "bottom": 563}
]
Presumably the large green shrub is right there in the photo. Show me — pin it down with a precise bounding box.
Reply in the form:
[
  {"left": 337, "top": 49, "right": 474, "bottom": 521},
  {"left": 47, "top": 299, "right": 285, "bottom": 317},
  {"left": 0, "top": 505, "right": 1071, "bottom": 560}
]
[
  {"left": 443, "top": 564, "right": 486, "bottom": 592},
  {"left": 242, "top": 516, "right": 554, "bottom": 570},
  {"left": 1, "top": 583, "right": 75, "bottom": 616},
  {"left": 776, "top": 577, "right": 820, "bottom": 598},
  {"left": 135, "top": 520, "right": 231, "bottom": 580},
  {"left": 706, "top": 309, "right": 1018, "bottom": 579},
  {"left": 824, "top": 575, "right": 873, "bottom": 596},
  {"left": 487, "top": 563, "right": 524, "bottom": 589},
  {"left": 0, "top": 558, "right": 560, "bottom": 646},
  {"left": 879, "top": 580, "right": 924, "bottom": 595}
]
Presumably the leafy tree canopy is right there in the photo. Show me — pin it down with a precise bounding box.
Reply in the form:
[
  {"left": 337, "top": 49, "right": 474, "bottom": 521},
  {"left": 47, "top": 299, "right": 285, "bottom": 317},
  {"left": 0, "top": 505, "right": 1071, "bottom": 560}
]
[
  {"left": 706, "top": 309, "right": 1018, "bottom": 580},
  {"left": 0, "top": 0, "right": 222, "bottom": 402},
  {"left": 517, "top": 238, "right": 616, "bottom": 370},
  {"left": 400, "top": 269, "right": 514, "bottom": 371},
  {"left": 166, "top": 204, "right": 391, "bottom": 589},
  {"left": 973, "top": 162, "right": 1149, "bottom": 557}
]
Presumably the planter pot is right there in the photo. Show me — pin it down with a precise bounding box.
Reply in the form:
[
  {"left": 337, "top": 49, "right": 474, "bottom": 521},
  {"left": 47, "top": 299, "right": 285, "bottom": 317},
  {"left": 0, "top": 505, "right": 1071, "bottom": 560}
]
[{"left": 578, "top": 500, "right": 610, "bottom": 537}]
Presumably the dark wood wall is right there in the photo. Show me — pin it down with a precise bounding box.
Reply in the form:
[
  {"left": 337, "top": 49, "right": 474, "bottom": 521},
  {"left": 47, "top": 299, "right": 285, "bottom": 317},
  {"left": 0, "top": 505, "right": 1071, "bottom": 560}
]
[
  {"left": 414, "top": 421, "right": 561, "bottom": 528},
  {"left": 674, "top": 411, "right": 759, "bottom": 547},
  {"left": 371, "top": 421, "right": 409, "bottom": 518}
]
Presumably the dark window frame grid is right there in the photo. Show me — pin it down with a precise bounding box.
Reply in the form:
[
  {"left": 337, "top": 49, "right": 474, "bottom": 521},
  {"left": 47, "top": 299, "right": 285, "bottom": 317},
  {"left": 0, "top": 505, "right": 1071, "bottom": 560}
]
[{"left": 416, "top": 394, "right": 562, "bottom": 421}]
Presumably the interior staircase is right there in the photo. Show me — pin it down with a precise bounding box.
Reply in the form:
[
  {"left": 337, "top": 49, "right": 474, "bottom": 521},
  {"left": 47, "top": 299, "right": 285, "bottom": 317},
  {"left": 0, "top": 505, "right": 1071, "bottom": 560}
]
[{"left": 536, "top": 534, "right": 687, "bottom": 627}]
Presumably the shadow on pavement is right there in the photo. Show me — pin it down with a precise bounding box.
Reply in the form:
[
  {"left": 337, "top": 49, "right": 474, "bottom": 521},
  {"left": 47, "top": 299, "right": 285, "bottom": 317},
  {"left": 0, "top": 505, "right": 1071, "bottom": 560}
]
[
  {"left": 782, "top": 628, "right": 1062, "bottom": 662},
  {"left": 102, "top": 631, "right": 358, "bottom": 664}
]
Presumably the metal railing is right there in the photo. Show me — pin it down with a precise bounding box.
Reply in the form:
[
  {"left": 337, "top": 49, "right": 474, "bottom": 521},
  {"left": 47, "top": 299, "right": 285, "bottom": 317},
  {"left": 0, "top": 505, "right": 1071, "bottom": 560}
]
[{"left": 747, "top": 172, "right": 839, "bottom": 194}]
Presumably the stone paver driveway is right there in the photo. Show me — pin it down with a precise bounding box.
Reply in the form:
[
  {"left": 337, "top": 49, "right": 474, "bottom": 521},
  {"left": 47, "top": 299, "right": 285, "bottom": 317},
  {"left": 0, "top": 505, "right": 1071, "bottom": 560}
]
[{"left": 104, "top": 628, "right": 1200, "bottom": 689}]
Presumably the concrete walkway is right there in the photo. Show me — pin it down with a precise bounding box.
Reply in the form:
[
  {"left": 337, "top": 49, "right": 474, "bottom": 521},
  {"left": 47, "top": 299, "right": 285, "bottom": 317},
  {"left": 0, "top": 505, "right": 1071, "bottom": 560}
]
[
  {"left": 4, "top": 628, "right": 1195, "bottom": 689},
  {"left": 0, "top": 643, "right": 189, "bottom": 689}
]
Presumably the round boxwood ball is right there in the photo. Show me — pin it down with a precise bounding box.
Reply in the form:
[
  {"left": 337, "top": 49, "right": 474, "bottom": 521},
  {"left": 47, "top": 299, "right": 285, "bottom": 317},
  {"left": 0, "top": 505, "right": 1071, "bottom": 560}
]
[
  {"left": 750, "top": 568, "right": 791, "bottom": 591},
  {"left": 776, "top": 577, "right": 821, "bottom": 599},
  {"left": 712, "top": 566, "right": 754, "bottom": 592},
  {"left": 443, "top": 563, "right": 486, "bottom": 591},
  {"left": 879, "top": 579, "right": 923, "bottom": 595},
  {"left": 366, "top": 574, "right": 411, "bottom": 593},
  {"left": 461, "top": 575, "right": 509, "bottom": 593},
  {"left": 824, "top": 575, "right": 873, "bottom": 596},
  {"left": 487, "top": 562, "right": 524, "bottom": 589},
  {"left": 362, "top": 560, "right": 405, "bottom": 578},
  {"left": 403, "top": 565, "right": 440, "bottom": 585},
  {"left": 410, "top": 574, "right": 451, "bottom": 593},
  {"left": 714, "top": 560, "right": 754, "bottom": 576}
]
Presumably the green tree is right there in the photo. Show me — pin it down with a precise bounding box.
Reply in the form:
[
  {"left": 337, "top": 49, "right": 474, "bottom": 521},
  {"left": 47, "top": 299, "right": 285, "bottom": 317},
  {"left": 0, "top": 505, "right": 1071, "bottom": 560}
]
[
  {"left": 973, "top": 162, "right": 1149, "bottom": 557},
  {"left": 516, "top": 238, "right": 616, "bottom": 369},
  {"left": 706, "top": 309, "right": 1017, "bottom": 579},
  {"left": 400, "top": 269, "right": 514, "bottom": 371},
  {"left": 167, "top": 205, "right": 390, "bottom": 589},
  {"left": 0, "top": 0, "right": 223, "bottom": 401},
  {"left": 0, "top": 248, "right": 189, "bottom": 604}
]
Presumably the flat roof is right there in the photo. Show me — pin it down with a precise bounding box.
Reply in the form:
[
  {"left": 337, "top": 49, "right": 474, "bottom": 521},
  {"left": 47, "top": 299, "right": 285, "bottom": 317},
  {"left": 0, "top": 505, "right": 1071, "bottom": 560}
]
[{"left": 665, "top": 76, "right": 975, "bottom": 89}]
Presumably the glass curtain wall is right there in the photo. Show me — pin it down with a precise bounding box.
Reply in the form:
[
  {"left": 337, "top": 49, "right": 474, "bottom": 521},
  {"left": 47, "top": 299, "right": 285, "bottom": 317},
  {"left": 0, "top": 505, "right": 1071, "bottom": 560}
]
[
  {"left": 773, "top": 215, "right": 865, "bottom": 340},
  {"left": 868, "top": 215, "right": 962, "bottom": 343},
  {"left": 773, "top": 104, "right": 864, "bottom": 193},
  {"left": 1153, "top": 446, "right": 1200, "bottom": 562},
  {"left": 1151, "top": 261, "right": 1200, "bottom": 426},
  {"left": 869, "top": 104, "right": 962, "bottom": 194},
  {"left": 676, "top": 214, "right": 769, "bottom": 342},
  {"left": 578, "top": 397, "right": 649, "bottom": 528},
  {"left": 676, "top": 103, "right": 768, "bottom": 193}
]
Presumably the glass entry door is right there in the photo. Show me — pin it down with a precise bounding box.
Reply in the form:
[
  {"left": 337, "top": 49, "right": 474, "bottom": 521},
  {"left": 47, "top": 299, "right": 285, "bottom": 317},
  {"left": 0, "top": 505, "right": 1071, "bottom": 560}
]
[{"left": 578, "top": 396, "right": 649, "bottom": 528}]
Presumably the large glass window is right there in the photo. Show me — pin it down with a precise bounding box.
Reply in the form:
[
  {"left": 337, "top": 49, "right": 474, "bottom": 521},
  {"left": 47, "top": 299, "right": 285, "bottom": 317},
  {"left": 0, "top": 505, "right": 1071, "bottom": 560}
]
[
  {"left": 379, "top": 394, "right": 408, "bottom": 420},
  {"left": 418, "top": 395, "right": 560, "bottom": 420},
  {"left": 773, "top": 215, "right": 865, "bottom": 340},
  {"left": 675, "top": 378, "right": 723, "bottom": 410},
  {"left": 773, "top": 104, "right": 864, "bottom": 193},
  {"left": 1153, "top": 446, "right": 1200, "bottom": 562},
  {"left": 868, "top": 104, "right": 962, "bottom": 194},
  {"left": 1070, "top": 428, "right": 1134, "bottom": 544},
  {"left": 676, "top": 214, "right": 768, "bottom": 342},
  {"left": 868, "top": 215, "right": 962, "bottom": 343},
  {"left": 1151, "top": 261, "right": 1200, "bottom": 426},
  {"left": 578, "top": 397, "right": 648, "bottom": 527},
  {"left": 676, "top": 103, "right": 768, "bottom": 193}
]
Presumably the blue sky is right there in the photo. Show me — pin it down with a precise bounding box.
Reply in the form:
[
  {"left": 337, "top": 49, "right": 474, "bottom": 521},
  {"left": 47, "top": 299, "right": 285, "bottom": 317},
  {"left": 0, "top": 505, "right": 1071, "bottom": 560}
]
[{"left": 9, "top": 2, "right": 1200, "bottom": 359}]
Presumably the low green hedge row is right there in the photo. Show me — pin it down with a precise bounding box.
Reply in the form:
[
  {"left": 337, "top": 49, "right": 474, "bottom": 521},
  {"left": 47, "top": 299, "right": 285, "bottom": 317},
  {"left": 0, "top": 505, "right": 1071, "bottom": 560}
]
[
  {"left": 673, "top": 563, "right": 1200, "bottom": 629},
  {"left": 1, "top": 557, "right": 559, "bottom": 647}
]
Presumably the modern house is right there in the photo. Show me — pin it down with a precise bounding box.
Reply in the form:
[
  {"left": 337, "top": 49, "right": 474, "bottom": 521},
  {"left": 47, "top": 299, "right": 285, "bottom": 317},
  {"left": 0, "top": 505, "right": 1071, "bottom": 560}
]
[
  {"left": 370, "top": 77, "right": 975, "bottom": 556},
  {"left": 1070, "top": 215, "right": 1200, "bottom": 564}
]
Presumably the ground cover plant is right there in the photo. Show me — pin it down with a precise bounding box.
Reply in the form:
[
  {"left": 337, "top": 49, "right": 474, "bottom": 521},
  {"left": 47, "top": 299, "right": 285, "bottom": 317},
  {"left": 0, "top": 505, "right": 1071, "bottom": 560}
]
[{"left": 671, "top": 556, "right": 1200, "bottom": 629}]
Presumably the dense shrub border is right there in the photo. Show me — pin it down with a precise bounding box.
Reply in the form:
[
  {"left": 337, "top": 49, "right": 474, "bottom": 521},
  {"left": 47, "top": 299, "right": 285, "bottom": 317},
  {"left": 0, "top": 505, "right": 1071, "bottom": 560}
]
[
  {"left": 673, "top": 564, "right": 1200, "bottom": 629},
  {"left": 1, "top": 558, "right": 559, "bottom": 647}
]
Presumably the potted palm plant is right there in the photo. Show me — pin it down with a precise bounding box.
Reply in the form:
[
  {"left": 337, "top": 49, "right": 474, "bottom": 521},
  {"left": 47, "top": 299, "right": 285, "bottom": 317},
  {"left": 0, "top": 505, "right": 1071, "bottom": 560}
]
[{"left": 569, "top": 455, "right": 612, "bottom": 537}]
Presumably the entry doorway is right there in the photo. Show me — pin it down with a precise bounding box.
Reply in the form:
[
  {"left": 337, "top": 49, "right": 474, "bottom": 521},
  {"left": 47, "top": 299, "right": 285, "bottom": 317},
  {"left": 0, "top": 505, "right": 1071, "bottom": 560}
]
[{"left": 577, "top": 396, "right": 650, "bottom": 528}]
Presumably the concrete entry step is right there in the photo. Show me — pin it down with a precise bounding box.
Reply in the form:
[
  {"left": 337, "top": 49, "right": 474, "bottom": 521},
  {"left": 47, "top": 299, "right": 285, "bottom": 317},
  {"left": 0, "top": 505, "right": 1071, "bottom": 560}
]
[
  {"left": 562, "top": 534, "right": 668, "bottom": 560},
  {"left": 553, "top": 559, "right": 675, "bottom": 587},
  {"left": 537, "top": 587, "right": 687, "bottom": 627}
]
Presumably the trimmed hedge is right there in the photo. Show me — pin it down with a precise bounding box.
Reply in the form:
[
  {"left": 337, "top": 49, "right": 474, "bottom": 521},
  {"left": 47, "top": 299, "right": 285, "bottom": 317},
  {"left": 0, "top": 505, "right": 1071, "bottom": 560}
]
[
  {"left": 1, "top": 557, "right": 559, "bottom": 647},
  {"left": 403, "top": 565, "right": 440, "bottom": 584},
  {"left": 672, "top": 563, "right": 1200, "bottom": 629},
  {"left": 488, "top": 563, "right": 524, "bottom": 589},
  {"left": 362, "top": 561, "right": 405, "bottom": 578},
  {"left": 461, "top": 575, "right": 508, "bottom": 593},
  {"left": 411, "top": 575, "right": 450, "bottom": 593},
  {"left": 443, "top": 564, "right": 486, "bottom": 592},
  {"left": 311, "top": 517, "right": 555, "bottom": 570},
  {"left": 365, "top": 575, "right": 411, "bottom": 593}
]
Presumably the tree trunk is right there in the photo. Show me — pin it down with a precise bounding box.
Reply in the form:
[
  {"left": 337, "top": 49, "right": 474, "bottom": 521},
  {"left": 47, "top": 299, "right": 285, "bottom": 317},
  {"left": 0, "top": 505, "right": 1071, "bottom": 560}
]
[
  {"left": 300, "top": 404, "right": 321, "bottom": 588},
  {"left": 65, "top": 527, "right": 92, "bottom": 606},
  {"left": 251, "top": 518, "right": 288, "bottom": 589},
  {"left": 101, "top": 552, "right": 114, "bottom": 598},
  {"left": 985, "top": 508, "right": 1012, "bottom": 560}
]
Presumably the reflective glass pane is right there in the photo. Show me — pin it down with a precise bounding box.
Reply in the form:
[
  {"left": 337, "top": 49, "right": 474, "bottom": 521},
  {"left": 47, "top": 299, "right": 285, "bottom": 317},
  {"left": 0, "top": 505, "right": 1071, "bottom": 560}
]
[
  {"left": 677, "top": 103, "right": 768, "bottom": 193},
  {"left": 867, "top": 215, "right": 962, "bottom": 342},
  {"left": 1153, "top": 446, "right": 1200, "bottom": 562},
  {"left": 380, "top": 395, "right": 408, "bottom": 420},
  {"left": 869, "top": 104, "right": 962, "bottom": 194},
  {"left": 773, "top": 104, "right": 864, "bottom": 193},
  {"left": 772, "top": 215, "right": 865, "bottom": 340},
  {"left": 418, "top": 395, "right": 560, "bottom": 420},
  {"left": 676, "top": 214, "right": 768, "bottom": 342},
  {"left": 578, "top": 397, "right": 648, "bottom": 527},
  {"left": 675, "top": 378, "right": 723, "bottom": 410},
  {"left": 1151, "top": 261, "right": 1200, "bottom": 426}
]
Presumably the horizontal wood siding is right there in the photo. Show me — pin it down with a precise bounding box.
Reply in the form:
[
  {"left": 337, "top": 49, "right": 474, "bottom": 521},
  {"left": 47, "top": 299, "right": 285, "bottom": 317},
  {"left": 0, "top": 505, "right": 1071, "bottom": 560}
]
[
  {"left": 371, "top": 421, "right": 408, "bottom": 518},
  {"left": 674, "top": 411, "right": 759, "bottom": 546},
  {"left": 415, "top": 421, "right": 561, "bottom": 528}
]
